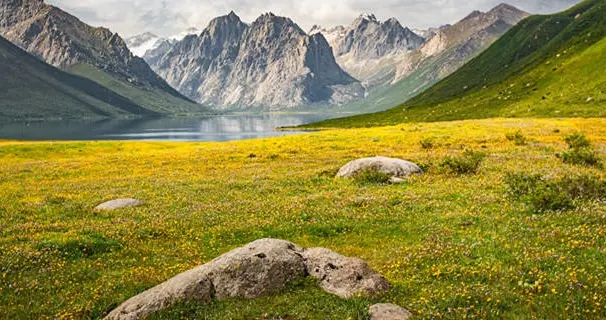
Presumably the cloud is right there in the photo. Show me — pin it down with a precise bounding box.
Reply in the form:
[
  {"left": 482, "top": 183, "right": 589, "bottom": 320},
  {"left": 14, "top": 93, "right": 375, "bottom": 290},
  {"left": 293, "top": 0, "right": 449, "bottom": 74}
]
[{"left": 46, "top": 0, "right": 583, "bottom": 37}]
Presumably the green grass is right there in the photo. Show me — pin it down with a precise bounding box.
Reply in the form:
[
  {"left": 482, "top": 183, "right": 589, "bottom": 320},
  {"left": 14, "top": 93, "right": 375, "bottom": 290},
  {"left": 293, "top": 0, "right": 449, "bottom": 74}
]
[
  {"left": 1, "top": 118, "right": 605, "bottom": 319},
  {"left": 0, "top": 35, "right": 208, "bottom": 120},
  {"left": 304, "top": 0, "right": 606, "bottom": 128},
  {"left": 68, "top": 64, "right": 208, "bottom": 115}
]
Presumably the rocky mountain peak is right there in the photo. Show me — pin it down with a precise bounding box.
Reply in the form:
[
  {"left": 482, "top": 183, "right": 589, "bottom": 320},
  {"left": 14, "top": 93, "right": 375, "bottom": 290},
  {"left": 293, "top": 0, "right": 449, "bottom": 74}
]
[
  {"left": 151, "top": 12, "right": 363, "bottom": 109},
  {"left": 384, "top": 17, "right": 402, "bottom": 28},
  {"left": 487, "top": 2, "right": 529, "bottom": 25},
  {"left": 208, "top": 11, "right": 246, "bottom": 32},
  {"left": 355, "top": 13, "right": 378, "bottom": 24},
  {"left": 248, "top": 12, "right": 306, "bottom": 39}
]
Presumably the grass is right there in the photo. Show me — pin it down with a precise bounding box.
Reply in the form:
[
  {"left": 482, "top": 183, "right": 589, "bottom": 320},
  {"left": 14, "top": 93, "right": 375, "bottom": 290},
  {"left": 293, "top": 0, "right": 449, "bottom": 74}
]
[
  {"left": 303, "top": 0, "right": 606, "bottom": 129},
  {"left": 0, "top": 118, "right": 606, "bottom": 319},
  {"left": 68, "top": 64, "right": 207, "bottom": 115}
]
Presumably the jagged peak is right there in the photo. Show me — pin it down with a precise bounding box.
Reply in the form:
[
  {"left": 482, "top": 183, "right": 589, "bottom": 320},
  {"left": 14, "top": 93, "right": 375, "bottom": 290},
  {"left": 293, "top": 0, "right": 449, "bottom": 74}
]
[
  {"left": 309, "top": 25, "right": 324, "bottom": 34},
  {"left": 490, "top": 3, "right": 521, "bottom": 13},
  {"left": 214, "top": 11, "right": 242, "bottom": 23},
  {"left": 463, "top": 10, "right": 485, "bottom": 20},
  {"left": 384, "top": 17, "right": 401, "bottom": 25},
  {"left": 488, "top": 2, "right": 528, "bottom": 18},
  {"left": 252, "top": 12, "right": 304, "bottom": 34},
  {"left": 358, "top": 13, "right": 378, "bottom": 22}
]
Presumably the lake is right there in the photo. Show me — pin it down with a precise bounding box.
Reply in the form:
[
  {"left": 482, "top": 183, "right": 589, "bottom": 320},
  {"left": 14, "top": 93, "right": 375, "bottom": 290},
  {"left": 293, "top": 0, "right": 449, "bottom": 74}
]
[{"left": 0, "top": 113, "right": 341, "bottom": 142}]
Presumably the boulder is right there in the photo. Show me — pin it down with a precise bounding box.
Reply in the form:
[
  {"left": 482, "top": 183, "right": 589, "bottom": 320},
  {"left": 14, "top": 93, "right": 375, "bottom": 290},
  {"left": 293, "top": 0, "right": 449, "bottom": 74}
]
[
  {"left": 95, "top": 198, "right": 142, "bottom": 211},
  {"left": 106, "top": 239, "right": 392, "bottom": 320},
  {"left": 105, "top": 239, "right": 306, "bottom": 320},
  {"left": 104, "top": 266, "right": 213, "bottom": 320},
  {"left": 369, "top": 303, "right": 412, "bottom": 320},
  {"left": 303, "top": 248, "right": 391, "bottom": 298},
  {"left": 336, "top": 157, "right": 423, "bottom": 180},
  {"left": 206, "top": 239, "right": 307, "bottom": 300}
]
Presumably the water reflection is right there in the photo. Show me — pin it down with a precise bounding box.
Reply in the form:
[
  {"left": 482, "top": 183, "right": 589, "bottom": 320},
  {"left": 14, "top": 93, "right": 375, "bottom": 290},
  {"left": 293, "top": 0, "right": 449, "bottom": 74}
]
[{"left": 0, "top": 114, "right": 337, "bottom": 142}]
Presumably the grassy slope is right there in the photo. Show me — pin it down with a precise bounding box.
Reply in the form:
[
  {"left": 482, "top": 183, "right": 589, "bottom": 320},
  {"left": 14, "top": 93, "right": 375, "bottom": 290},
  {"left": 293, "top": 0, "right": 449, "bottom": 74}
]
[
  {"left": 0, "top": 118, "right": 605, "bottom": 319},
  {"left": 306, "top": 0, "right": 606, "bottom": 128},
  {"left": 0, "top": 37, "right": 157, "bottom": 120},
  {"left": 68, "top": 64, "right": 208, "bottom": 115}
]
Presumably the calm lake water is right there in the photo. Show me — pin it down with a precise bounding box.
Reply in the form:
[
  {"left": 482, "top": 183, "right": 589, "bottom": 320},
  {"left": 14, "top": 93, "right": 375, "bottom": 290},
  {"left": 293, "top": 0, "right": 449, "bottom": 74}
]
[{"left": 0, "top": 114, "right": 340, "bottom": 142}]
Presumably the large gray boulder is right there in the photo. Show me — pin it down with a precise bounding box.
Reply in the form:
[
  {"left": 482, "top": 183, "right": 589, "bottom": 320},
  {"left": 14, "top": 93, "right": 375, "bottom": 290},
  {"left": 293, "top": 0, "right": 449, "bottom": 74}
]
[
  {"left": 106, "top": 239, "right": 391, "bottom": 320},
  {"left": 304, "top": 248, "right": 391, "bottom": 298},
  {"left": 106, "top": 239, "right": 306, "bottom": 320},
  {"left": 207, "top": 239, "right": 307, "bottom": 300},
  {"left": 369, "top": 303, "right": 412, "bottom": 320},
  {"left": 336, "top": 157, "right": 423, "bottom": 180},
  {"left": 95, "top": 198, "right": 142, "bottom": 211}
]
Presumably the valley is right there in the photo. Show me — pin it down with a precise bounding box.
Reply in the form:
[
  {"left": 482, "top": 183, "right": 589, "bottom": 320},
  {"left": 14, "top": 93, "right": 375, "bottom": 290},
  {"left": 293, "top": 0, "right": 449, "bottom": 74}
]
[{"left": 0, "top": 0, "right": 604, "bottom": 319}]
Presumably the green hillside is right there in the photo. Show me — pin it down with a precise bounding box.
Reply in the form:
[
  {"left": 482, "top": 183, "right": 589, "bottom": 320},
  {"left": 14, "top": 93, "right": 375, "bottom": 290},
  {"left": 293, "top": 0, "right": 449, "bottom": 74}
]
[
  {"left": 306, "top": 0, "right": 606, "bottom": 128},
  {"left": 68, "top": 64, "right": 206, "bottom": 115},
  {"left": 0, "top": 36, "right": 159, "bottom": 120}
]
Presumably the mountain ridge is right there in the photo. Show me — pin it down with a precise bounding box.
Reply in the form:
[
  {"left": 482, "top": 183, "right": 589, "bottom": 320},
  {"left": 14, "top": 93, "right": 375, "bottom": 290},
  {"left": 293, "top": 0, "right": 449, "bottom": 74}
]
[
  {"left": 151, "top": 11, "right": 364, "bottom": 110},
  {"left": 302, "top": 0, "right": 605, "bottom": 128},
  {"left": 0, "top": 0, "right": 204, "bottom": 115}
]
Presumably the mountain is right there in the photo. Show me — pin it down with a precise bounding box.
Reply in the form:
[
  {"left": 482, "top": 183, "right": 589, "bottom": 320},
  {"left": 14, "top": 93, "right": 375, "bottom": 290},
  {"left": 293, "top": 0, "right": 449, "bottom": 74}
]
[
  {"left": 0, "top": 35, "right": 157, "bottom": 119},
  {"left": 310, "top": 14, "right": 425, "bottom": 89},
  {"left": 152, "top": 12, "right": 364, "bottom": 110},
  {"left": 338, "top": 3, "right": 529, "bottom": 112},
  {"left": 303, "top": 0, "right": 606, "bottom": 128},
  {"left": 125, "top": 32, "right": 163, "bottom": 57},
  {"left": 125, "top": 28, "right": 199, "bottom": 58},
  {"left": 0, "top": 0, "right": 204, "bottom": 114}
]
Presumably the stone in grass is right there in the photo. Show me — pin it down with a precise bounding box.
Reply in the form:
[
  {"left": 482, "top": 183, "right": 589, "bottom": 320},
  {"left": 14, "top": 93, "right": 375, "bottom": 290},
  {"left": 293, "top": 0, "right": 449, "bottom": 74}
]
[
  {"left": 105, "top": 239, "right": 307, "bottom": 320},
  {"left": 95, "top": 198, "right": 143, "bottom": 211},
  {"left": 336, "top": 157, "right": 423, "bottom": 180},
  {"left": 105, "top": 239, "right": 392, "bottom": 320},
  {"left": 304, "top": 247, "right": 391, "bottom": 299},
  {"left": 369, "top": 303, "right": 412, "bottom": 320}
]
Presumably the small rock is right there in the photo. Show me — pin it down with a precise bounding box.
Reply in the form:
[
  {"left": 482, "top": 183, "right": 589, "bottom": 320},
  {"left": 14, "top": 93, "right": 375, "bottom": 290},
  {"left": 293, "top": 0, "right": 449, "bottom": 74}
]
[
  {"left": 389, "top": 177, "right": 407, "bottom": 184},
  {"left": 336, "top": 157, "right": 423, "bottom": 180},
  {"left": 304, "top": 248, "right": 391, "bottom": 298},
  {"left": 369, "top": 303, "right": 412, "bottom": 320},
  {"left": 586, "top": 97, "right": 593, "bottom": 103},
  {"left": 95, "top": 198, "right": 142, "bottom": 211}
]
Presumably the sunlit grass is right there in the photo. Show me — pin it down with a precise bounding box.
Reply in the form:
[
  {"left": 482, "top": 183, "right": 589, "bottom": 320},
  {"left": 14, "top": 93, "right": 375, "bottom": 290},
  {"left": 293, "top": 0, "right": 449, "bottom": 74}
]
[{"left": 0, "top": 118, "right": 605, "bottom": 319}]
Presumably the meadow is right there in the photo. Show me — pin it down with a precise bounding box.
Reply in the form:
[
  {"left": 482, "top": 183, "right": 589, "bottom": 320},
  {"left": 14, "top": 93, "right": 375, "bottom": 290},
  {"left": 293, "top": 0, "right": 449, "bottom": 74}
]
[{"left": 0, "top": 118, "right": 605, "bottom": 319}]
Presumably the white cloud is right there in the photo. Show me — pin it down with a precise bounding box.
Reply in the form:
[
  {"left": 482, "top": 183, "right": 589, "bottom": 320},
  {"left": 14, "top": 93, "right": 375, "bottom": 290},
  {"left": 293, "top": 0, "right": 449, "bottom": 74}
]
[{"left": 46, "top": 0, "right": 583, "bottom": 37}]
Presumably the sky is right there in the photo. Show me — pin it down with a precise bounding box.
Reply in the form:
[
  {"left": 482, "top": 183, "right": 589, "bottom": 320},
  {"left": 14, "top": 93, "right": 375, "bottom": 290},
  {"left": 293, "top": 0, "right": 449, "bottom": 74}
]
[{"left": 46, "top": 0, "right": 583, "bottom": 38}]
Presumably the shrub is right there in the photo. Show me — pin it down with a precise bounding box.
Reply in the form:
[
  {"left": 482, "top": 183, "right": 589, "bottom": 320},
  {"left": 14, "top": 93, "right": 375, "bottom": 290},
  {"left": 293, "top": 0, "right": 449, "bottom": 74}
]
[
  {"left": 559, "top": 132, "right": 603, "bottom": 168},
  {"left": 420, "top": 138, "right": 435, "bottom": 149},
  {"left": 504, "top": 172, "right": 545, "bottom": 197},
  {"left": 353, "top": 169, "right": 393, "bottom": 185},
  {"left": 564, "top": 132, "right": 591, "bottom": 149},
  {"left": 441, "top": 150, "right": 486, "bottom": 174},
  {"left": 505, "top": 172, "right": 606, "bottom": 213},
  {"left": 560, "top": 148, "right": 603, "bottom": 168},
  {"left": 506, "top": 130, "right": 528, "bottom": 146}
]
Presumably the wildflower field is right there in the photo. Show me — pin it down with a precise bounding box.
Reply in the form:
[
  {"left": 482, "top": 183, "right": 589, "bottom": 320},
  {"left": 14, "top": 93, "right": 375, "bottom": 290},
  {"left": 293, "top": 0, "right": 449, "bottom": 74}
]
[{"left": 1, "top": 118, "right": 605, "bottom": 319}]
